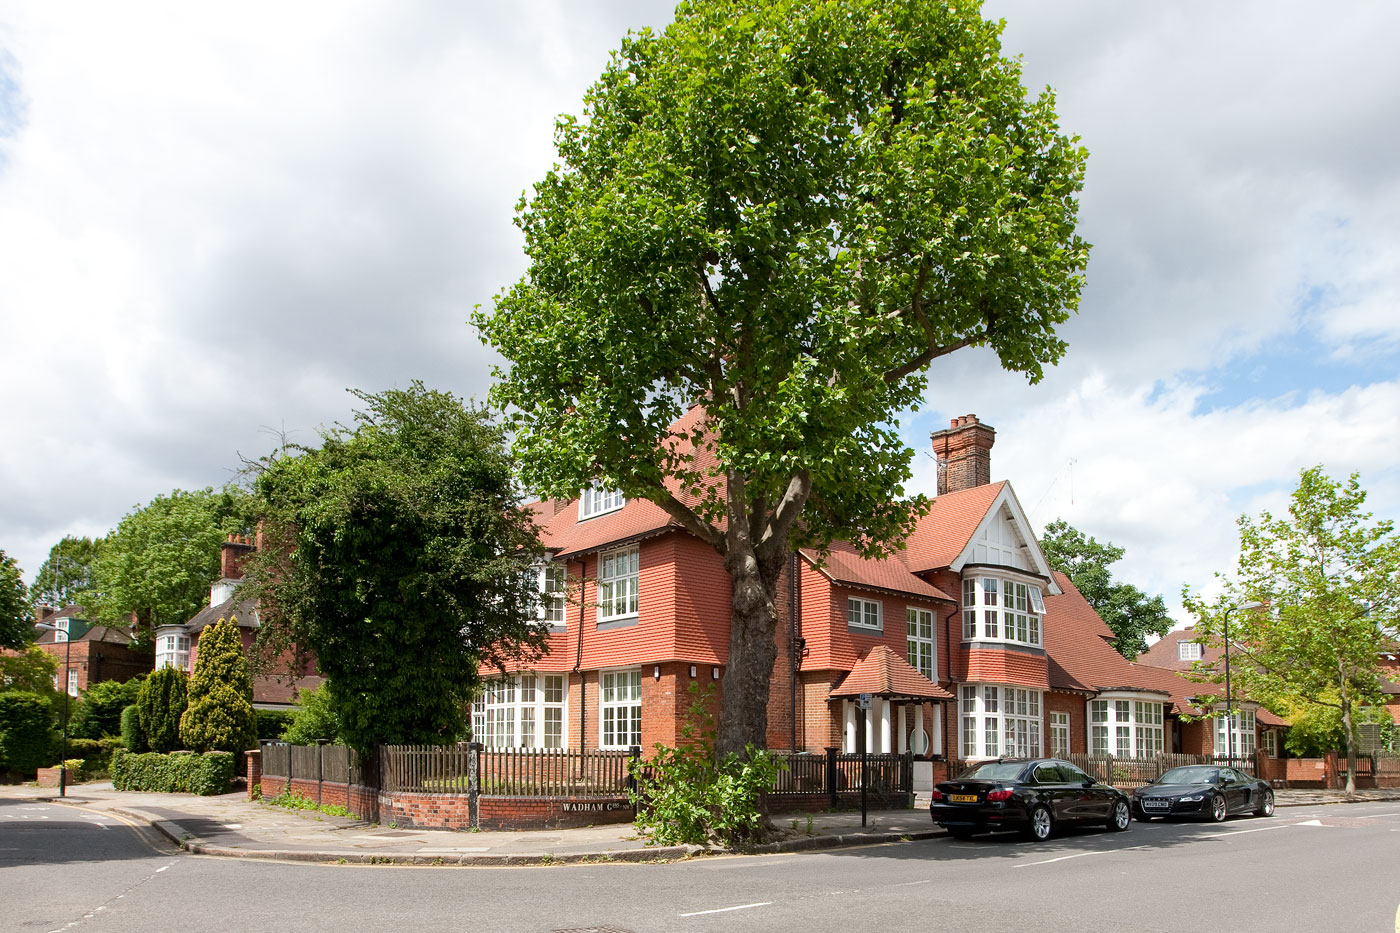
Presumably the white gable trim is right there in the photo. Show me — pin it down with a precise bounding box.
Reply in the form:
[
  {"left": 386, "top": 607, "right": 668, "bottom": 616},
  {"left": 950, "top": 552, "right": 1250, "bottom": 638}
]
[{"left": 949, "top": 484, "right": 1061, "bottom": 594}]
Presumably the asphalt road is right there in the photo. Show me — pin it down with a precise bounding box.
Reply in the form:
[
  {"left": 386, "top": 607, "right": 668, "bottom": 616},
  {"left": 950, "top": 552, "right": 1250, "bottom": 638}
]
[{"left": 5, "top": 797, "right": 1399, "bottom": 933}]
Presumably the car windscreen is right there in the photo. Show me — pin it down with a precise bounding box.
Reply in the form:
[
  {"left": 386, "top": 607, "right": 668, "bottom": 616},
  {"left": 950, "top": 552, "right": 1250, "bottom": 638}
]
[
  {"left": 1156, "top": 766, "right": 1216, "bottom": 785},
  {"left": 960, "top": 762, "right": 1027, "bottom": 781}
]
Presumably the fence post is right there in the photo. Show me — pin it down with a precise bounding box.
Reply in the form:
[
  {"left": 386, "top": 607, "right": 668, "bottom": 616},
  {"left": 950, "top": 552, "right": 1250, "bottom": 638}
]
[
  {"left": 316, "top": 740, "right": 326, "bottom": 805},
  {"left": 467, "top": 742, "right": 482, "bottom": 830},
  {"left": 901, "top": 750, "right": 913, "bottom": 794},
  {"left": 825, "top": 746, "right": 839, "bottom": 810}
]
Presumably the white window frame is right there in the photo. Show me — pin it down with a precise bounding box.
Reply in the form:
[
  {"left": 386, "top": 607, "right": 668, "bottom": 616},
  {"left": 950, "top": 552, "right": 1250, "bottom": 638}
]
[
  {"left": 1088, "top": 695, "right": 1164, "bottom": 758},
  {"left": 579, "top": 487, "right": 624, "bottom": 520},
  {"left": 600, "top": 669, "right": 642, "bottom": 749},
  {"left": 959, "top": 684, "right": 1041, "bottom": 759},
  {"left": 847, "top": 597, "right": 882, "bottom": 632},
  {"left": 906, "top": 607, "right": 936, "bottom": 679},
  {"left": 1215, "top": 707, "right": 1256, "bottom": 760},
  {"left": 959, "top": 574, "right": 1043, "bottom": 648},
  {"left": 155, "top": 633, "right": 191, "bottom": 671},
  {"left": 473, "top": 674, "right": 568, "bottom": 749},
  {"left": 597, "top": 547, "right": 639, "bottom": 622},
  {"left": 537, "top": 562, "right": 566, "bottom": 629},
  {"left": 54, "top": 618, "right": 70, "bottom": 643},
  {"left": 1049, "top": 710, "right": 1071, "bottom": 757},
  {"left": 1262, "top": 728, "right": 1278, "bottom": 758},
  {"left": 67, "top": 667, "right": 79, "bottom": 697},
  {"left": 1178, "top": 641, "right": 1202, "bottom": 661}
]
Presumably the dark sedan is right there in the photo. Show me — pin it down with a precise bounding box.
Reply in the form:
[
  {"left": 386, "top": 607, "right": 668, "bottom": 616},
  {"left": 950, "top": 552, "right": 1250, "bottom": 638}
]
[
  {"left": 1131, "top": 765, "right": 1275, "bottom": 822},
  {"left": 929, "top": 758, "right": 1132, "bottom": 841}
]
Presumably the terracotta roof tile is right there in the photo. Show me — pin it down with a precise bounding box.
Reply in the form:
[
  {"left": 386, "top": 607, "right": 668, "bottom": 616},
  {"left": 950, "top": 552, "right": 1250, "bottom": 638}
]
[
  {"left": 900, "top": 482, "right": 1008, "bottom": 572},
  {"left": 801, "top": 541, "right": 954, "bottom": 602},
  {"left": 829, "top": 645, "right": 955, "bottom": 700}
]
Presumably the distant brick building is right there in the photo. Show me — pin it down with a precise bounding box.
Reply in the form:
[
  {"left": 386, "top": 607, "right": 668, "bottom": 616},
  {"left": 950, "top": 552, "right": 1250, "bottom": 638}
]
[{"left": 29, "top": 606, "right": 153, "bottom": 695}]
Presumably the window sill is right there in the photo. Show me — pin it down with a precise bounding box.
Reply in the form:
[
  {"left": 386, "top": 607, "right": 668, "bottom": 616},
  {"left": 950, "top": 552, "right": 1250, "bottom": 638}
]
[
  {"left": 597, "top": 616, "right": 639, "bottom": 632},
  {"left": 847, "top": 624, "right": 883, "bottom": 635}
]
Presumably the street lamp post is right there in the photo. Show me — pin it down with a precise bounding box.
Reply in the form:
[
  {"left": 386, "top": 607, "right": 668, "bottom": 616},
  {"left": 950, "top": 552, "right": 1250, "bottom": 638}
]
[
  {"left": 1220, "top": 601, "right": 1264, "bottom": 767},
  {"left": 33, "top": 621, "right": 72, "bottom": 797}
]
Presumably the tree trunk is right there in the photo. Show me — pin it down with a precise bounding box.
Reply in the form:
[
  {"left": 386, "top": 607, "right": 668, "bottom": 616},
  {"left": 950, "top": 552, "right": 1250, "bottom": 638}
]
[
  {"left": 1340, "top": 677, "right": 1357, "bottom": 795},
  {"left": 715, "top": 545, "right": 782, "bottom": 759}
]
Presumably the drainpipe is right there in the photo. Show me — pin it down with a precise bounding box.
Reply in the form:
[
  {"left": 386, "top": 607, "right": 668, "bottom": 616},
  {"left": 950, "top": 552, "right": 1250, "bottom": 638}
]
[{"left": 789, "top": 551, "right": 803, "bottom": 752}]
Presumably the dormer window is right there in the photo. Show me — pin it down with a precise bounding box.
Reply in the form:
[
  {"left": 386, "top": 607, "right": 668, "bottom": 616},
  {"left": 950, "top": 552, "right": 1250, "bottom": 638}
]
[
  {"left": 1178, "top": 641, "right": 1202, "bottom": 661},
  {"left": 579, "top": 487, "right": 624, "bottom": 520},
  {"left": 54, "top": 618, "right": 70, "bottom": 643},
  {"left": 961, "top": 574, "right": 1043, "bottom": 647}
]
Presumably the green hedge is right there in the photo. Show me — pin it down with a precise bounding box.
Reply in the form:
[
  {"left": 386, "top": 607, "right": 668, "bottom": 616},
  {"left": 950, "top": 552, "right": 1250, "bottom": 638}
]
[
  {"left": 121, "top": 704, "right": 147, "bottom": 753},
  {"left": 0, "top": 692, "right": 53, "bottom": 776},
  {"left": 255, "top": 709, "right": 295, "bottom": 741},
  {"left": 111, "top": 749, "right": 235, "bottom": 796}
]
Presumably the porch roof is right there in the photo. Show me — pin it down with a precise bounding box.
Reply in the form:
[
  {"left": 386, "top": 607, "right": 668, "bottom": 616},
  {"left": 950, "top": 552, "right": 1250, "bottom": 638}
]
[{"left": 828, "top": 645, "right": 955, "bottom": 701}]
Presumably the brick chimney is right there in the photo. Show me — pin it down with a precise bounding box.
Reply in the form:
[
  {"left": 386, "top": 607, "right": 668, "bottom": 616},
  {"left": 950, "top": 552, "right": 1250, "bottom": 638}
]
[
  {"left": 931, "top": 414, "right": 996, "bottom": 494},
  {"left": 220, "top": 534, "right": 256, "bottom": 580}
]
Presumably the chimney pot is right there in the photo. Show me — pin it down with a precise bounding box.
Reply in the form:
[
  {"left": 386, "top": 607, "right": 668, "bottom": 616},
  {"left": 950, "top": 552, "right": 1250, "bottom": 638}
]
[{"left": 931, "top": 414, "right": 996, "bottom": 495}]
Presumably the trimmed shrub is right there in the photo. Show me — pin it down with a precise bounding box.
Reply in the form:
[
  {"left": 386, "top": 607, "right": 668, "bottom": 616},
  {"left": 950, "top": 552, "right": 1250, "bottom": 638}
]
[
  {"left": 255, "top": 709, "right": 295, "bottom": 741},
  {"left": 121, "top": 704, "right": 147, "bottom": 753},
  {"left": 180, "top": 615, "right": 256, "bottom": 755},
  {"left": 0, "top": 692, "right": 53, "bottom": 777},
  {"left": 111, "top": 749, "right": 235, "bottom": 796},
  {"left": 138, "top": 667, "right": 188, "bottom": 753}
]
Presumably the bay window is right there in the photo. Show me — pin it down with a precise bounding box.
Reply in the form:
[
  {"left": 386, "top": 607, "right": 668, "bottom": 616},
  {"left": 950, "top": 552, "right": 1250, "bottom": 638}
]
[
  {"left": 474, "top": 674, "right": 568, "bottom": 749},
  {"left": 960, "top": 684, "right": 1041, "bottom": 759},
  {"left": 960, "top": 574, "right": 1044, "bottom": 647},
  {"left": 156, "top": 633, "right": 191, "bottom": 671}
]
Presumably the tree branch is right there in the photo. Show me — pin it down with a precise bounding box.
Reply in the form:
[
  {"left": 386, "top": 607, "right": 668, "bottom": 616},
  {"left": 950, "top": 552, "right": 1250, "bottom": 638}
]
[
  {"left": 653, "top": 488, "right": 725, "bottom": 553},
  {"left": 758, "top": 470, "right": 812, "bottom": 562}
]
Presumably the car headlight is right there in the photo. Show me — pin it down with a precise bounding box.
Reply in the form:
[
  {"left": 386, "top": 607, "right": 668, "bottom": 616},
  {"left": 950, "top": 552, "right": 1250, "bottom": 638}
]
[{"left": 1181, "top": 794, "right": 1203, "bottom": 801}]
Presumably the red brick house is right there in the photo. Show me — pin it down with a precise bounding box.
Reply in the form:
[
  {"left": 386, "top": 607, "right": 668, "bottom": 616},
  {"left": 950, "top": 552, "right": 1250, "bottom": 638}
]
[
  {"left": 473, "top": 408, "right": 1246, "bottom": 775},
  {"left": 28, "top": 605, "right": 153, "bottom": 695},
  {"left": 155, "top": 535, "right": 322, "bottom": 710}
]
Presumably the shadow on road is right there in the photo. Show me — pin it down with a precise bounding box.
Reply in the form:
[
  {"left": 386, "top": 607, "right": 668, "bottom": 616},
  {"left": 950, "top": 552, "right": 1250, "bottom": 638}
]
[{"left": 0, "top": 796, "right": 177, "bottom": 866}]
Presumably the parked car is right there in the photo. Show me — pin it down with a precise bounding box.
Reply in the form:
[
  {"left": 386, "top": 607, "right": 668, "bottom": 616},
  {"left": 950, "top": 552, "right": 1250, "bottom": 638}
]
[
  {"left": 1130, "top": 765, "right": 1275, "bottom": 822},
  {"left": 929, "top": 758, "right": 1132, "bottom": 841}
]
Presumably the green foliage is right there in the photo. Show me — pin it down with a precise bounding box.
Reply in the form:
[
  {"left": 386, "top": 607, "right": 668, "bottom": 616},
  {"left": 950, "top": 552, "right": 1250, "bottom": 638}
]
[
  {"left": 55, "top": 736, "right": 123, "bottom": 777},
  {"left": 263, "top": 785, "right": 354, "bottom": 819},
  {"left": 30, "top": 535, "right": 103, "bottom": 609},
  {"left": 255, "top": 709, "right": 296, "bottom": 741},
  {"left": 90, "top": 486, "right": 253, "bottom": 640},
  {"left": 69, "top": 677, "right": 143, "bottom": 739},
  {"left": 245, "top": 384, "right": 545, "bottom": 755},
  {"left": 180, "top": 615, "right": 257, "bottom": 754},
  {"left": 0, "top": 646, "right": 60, "bottom": 699},
  {"left": 110, "top": 748, "right": 235, "bottom": 796},
  {"left": 1040, "top": 519, "right": 1172, "bottom": 659},
  {"left": 630, "top": 685, "right": 781, "bottom": 848},
  {"left": 474, "top": 0, "right": 1088, "bottom": 755},
  {"left": 279, "top": 684, "right": 341, "bottom": 745},
  {"left": 137, "top": 666, "right": 189, "bottom": 753},
  {"left": 121, "top": 704, "right": 148, "bottom": 753},
  {"left": 0, "top": 549, "right": 33, "bottom": 650},
  {"left": 1185, "top": 467, "right": 1400, "bottom": 790},
  {"left": 0, "top": 692, "right": 53, "bottom": 776}
]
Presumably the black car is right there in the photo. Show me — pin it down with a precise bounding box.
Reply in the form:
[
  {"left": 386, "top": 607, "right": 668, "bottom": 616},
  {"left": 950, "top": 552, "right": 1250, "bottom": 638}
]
[
  {"left": 929, "top": 758, "right": 1132, "bottom": 841},
  {"left": 1131, "top": 765, "right": 1275, "bottom": 822}
]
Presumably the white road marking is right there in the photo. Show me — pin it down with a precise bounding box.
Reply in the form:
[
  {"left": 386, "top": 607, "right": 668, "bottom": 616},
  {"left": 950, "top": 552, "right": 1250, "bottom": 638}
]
[
  {"left": 1208, "top": 822, "right": 1303, "bottom": 837},
  {"left": 679, "top": 902, "right": 773, "bottom": 917},
  {"left": 1293, "top": 819, "right": 1332, "bottom": 828},
  {"left": 891, "top": 879, "right": 934, "bottom": 887}
]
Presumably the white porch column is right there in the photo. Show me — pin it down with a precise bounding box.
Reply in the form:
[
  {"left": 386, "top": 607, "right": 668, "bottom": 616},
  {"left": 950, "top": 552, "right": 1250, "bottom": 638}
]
[
  {"left": 844, "top": 700, "right": 857, "bottom": 753},
  {"left": 897, "top": 704, "right": 909, "bottom": 754},
  {"left": 932, "top": 703, "right": 944, "bottom": 755},
  {"left": 879, "top": 699, "right": 892, "bottom": 753}
]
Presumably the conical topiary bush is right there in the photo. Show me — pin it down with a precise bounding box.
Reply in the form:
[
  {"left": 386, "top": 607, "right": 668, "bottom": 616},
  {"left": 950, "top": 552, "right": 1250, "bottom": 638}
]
[{"left": 179, "top": 614, "right": 257, "bottom": 755}]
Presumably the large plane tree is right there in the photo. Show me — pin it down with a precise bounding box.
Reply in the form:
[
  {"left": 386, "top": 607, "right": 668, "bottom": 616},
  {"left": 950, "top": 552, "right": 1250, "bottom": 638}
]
[{"left": 475, "top": 0, "right": 1090, "bottom": 757}]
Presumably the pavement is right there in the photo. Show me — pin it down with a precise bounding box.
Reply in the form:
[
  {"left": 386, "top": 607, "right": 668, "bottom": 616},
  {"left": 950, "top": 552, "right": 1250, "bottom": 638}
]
[{"left": 6, "top": 781, "right": 1400, "bottom": 867}]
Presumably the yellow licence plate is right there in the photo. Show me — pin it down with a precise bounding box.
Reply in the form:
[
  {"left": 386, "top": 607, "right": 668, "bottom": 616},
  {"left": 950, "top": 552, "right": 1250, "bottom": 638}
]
[{"left": 950, "top": 794, "right": 978, "bottom": 803}]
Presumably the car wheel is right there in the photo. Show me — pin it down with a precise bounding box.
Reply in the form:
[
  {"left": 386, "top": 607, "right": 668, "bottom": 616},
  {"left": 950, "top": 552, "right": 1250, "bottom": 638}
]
[
  {"left": 1024, "top": 805, "right": 1053, "bottom": 841},
  {"left": 948, "top": 827, "right": 975, "bottom": 840},
  {"left": 1255, "top": 790, "right": 1275, "bottom": 818},
  {"left": 1107, "top": 799, "right": 1131, "bottom": 831},
  {"left": 1208, "top": 793, "right": 1228, "bottom": 822}
]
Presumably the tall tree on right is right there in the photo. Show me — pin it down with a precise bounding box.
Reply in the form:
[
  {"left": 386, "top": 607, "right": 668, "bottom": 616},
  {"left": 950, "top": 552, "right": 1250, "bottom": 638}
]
[
  {"left": 1184, "top": 467, "right": 1400, "bottom": 793},
  {"left": 1039, "top": 520, "right": 1172, "bottom": 659}
]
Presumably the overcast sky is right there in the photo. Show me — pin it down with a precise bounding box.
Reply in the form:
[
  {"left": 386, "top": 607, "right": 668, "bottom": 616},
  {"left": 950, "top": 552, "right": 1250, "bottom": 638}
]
[{"left": 2, "top": 1, "right": 1397, "bottom": 629}]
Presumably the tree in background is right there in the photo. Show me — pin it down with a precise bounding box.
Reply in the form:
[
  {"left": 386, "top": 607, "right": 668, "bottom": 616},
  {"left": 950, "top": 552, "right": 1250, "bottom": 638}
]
[
  {"left": 30, "top": 535, "right": 104, "bottom": 609},
  {"left": 0, "top": 647, "right": 60, "bottom": 699},
  {"left": 90, "top": 487, "right": 253, "bottom": 642},
  {"left": 69, "top": 677, "right": 143, "bottom": 740},
  {"left": 137, "top": 666, "right": 188, "bottom": 753},
  {"left": 280, "top": 683, "right": 342, "bottom": 746},
  {"left": 0, "top": 692, "right": 53, "bottom": 778},
  {"left": 180, "top": 615, "right": 257, "bottom": 755},
  {"left": 475, "top": 0, "right": 1089, "bottom": 756},
  {"left": 1, "top": 549, "right": 33, "bottom": 650},
  {"left": 245, "top": 384, "right": 544, "bottom": 755},
  {"left": 1184, "top": 467, "right": 1400, "bottom": 793},
  {"left": 1040, "top": 519, "right": 1172, "bottom": 659}
]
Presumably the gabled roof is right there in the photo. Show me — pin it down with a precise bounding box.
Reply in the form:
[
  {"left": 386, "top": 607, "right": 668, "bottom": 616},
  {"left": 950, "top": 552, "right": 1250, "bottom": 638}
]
[
  {"left": 829, "top": 645, "right": 955, "bottom": 700},
  {"left": 800, "top": 541, "right": 954, "bottom": 603},
  {"left": 900, "top": 482, "right": 1007, "bottom": 572},
  {"left": 186, "top": 597, "right": 257, "bottom": 634}
]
